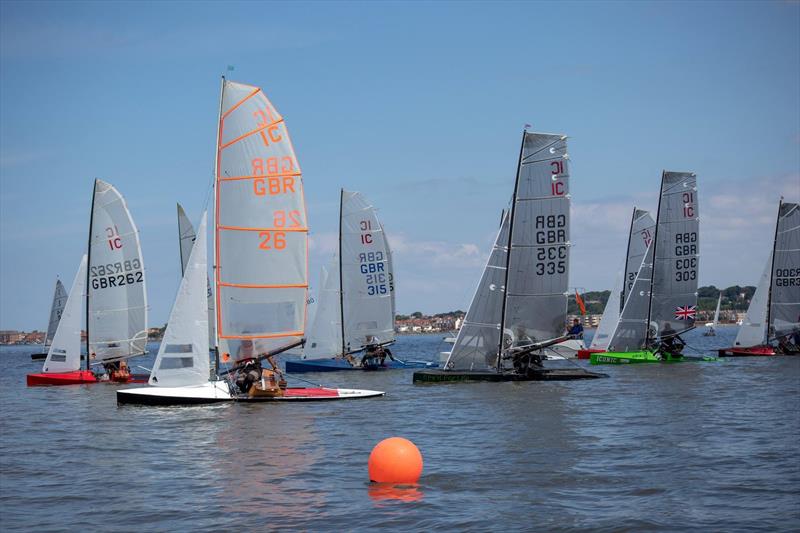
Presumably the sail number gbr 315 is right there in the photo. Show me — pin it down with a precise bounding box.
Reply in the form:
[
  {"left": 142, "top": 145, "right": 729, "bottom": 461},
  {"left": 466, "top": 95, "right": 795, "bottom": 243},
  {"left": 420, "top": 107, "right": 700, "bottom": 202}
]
[{"left": 534, "top": 214, "right": 567, "bottom": 276}]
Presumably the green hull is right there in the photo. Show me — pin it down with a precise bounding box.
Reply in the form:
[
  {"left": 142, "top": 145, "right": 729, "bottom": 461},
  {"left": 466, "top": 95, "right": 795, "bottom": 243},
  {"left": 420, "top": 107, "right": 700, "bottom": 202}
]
[{"left": 589, "top": 351, "right": 718, "bottom": 365}]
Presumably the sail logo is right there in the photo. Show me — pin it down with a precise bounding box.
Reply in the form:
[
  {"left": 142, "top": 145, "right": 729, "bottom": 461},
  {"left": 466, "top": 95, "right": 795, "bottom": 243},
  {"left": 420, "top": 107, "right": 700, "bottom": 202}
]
[
  {"left": 106, "top": 226, "right": 123, "bottom": 250},
  {"left": 674, "top": 305, "right": 696, "bottom": 320},
  {"left": 360, "top": 220, "right": 373, "bottom": 245}
]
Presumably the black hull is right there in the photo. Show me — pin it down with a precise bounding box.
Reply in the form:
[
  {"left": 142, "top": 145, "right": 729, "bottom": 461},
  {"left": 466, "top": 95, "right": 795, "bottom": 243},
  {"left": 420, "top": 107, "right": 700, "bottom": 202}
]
[
  {"left": 117, "top": 392, "right": 231, "bottom": 406},
  {"left": 413, "top": 367, "right": 608, "bottom": 383}
]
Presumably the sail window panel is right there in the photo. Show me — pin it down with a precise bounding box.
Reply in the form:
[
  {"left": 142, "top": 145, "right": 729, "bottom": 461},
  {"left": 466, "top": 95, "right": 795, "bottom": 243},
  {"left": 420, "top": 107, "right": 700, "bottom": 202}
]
[
  {"left": 218, "top": 229, "right": 305, "bottom": 286},
  {"left": 218, "top": 286, "right": 304, "bottom": 338},
  {"left": 504, "top": 293, "right": 566, "bottom": 344},
  {"left": 219, "top": 122, "right": 299, "bottom": 179},
  {"left": 608, "top": 320, "right": 649, "bottom": 352},
  {"left": 88, "top": 305, "right": 148, "bottom": 361},
  {"left": 158, "top": 356, "right": 195, "bottom": 369},
  {"left": 770, "top": 203, "right": 800, "bottom": 338},
  {"left": 221, "top": 85, "right": 284, "bottom": 148},
  {"left": 217, "top": 178, "right": 305, "bottom": 229},
  {"left": 343, "top": 294, "right": 394, "bottom": 350},
  {"left": 650, "top": 172, "right": 699, "bottom": 337}
]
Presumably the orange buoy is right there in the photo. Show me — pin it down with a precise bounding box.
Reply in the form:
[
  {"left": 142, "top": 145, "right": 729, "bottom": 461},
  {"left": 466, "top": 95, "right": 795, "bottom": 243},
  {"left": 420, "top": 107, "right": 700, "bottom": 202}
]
[{"left": 368, "top": 437, "right": 423, "bottom": 483}]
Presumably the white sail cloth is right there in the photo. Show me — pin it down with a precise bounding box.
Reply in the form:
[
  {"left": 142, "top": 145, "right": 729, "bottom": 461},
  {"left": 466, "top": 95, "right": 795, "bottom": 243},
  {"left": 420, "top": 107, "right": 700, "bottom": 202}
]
[
  {"left": 177, "top": 203, "right": 216, "bottom": 347},
  {"left": 215, "top": 79, "right": 309, "bottom": 363},
  {"left": 88, "top": 179, "right": 148, "bottom": 362},
  {"left": 590, "top": 269, "right": 623, "bottom": 351},
  {"left": 304, "top": 259, "right": 343, "bottom": 359},
  {"left": 735, "top": 254, "right": 772, "bottom": 347},
  {"left": 340, "top": 190, "right": 395, "bottom": 352},
  {"left": 43, "top": 256, "right": 87, "bottom": 373},
  {"left": 150, "top": 213, "right": 210, "bottom": 387}
]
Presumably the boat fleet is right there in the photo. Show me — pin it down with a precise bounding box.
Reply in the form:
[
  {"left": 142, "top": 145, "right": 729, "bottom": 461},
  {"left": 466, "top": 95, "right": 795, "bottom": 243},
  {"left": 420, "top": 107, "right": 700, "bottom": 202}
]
[{"left": 24, "top": 77, "right": 800, "bottom": 403}]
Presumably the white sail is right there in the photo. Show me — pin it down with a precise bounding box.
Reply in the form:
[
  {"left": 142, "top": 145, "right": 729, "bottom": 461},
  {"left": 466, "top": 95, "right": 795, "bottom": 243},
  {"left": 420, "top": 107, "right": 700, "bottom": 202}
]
[
  {"left": 45, "top": 279, "right": 68, "bottom": 347},
  {"left": 608, "top": 243, "right": 654, "bottom": 352},
  {"left": 769, "top": 201, "right": 800, "bottom": 339},
  {"left": 303, "top": 258, "right": 343, "bottom": 359},
  {"left": 177, "top": 203, "right": 216, "bottom": 348},
  {"left": 87, "top": 179, "right": 148, "bottom": 363},
  {"left": 649, "top": 171, "right": 699, "bottom": 340},
  {"left": 340, "top": 190, "right": 395, "bottom": 352},
  {"left": 446, "top": 211, "right": 510, "bottom": 370},
  {"left": 734, "top": 252, "right": 772, "bottom": 347},
  {"left": 43, "top": 256, "right": 87, "bottom": 373},
  {"left": 590, "top": 268, "right": 623, "bottom": 350},
  {"left": 712, "top": 295, "right": 721, "bottom": 327},
  {"left": 215, "top": 79, "right": 308, "bottom": 363},
  {"left": 150, "top": 212, "right": 210, "bottom": 387}
]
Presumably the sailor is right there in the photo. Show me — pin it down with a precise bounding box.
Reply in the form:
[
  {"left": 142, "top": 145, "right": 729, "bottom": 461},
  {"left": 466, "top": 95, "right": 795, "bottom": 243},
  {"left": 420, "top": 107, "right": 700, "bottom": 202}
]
[
  {"left": 567, "top": 318, "right": 584, "bottom": 339},
  {"left": 362, "top": 343, "right": 382, "bottom": 368},
  {"left": 509, "top": 325, "right": 542, "bottom": 374},
  {"left": 659, "top": 322, "right": 685, "bottom": 357},
  {"left": 235, "top": 359, "right": 261, "bottom": 393}
]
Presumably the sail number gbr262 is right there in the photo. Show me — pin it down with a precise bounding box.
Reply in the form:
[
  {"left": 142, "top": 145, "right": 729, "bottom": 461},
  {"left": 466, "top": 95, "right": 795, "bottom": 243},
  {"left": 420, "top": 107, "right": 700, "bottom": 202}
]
[
  {"left": 534, "top": 214, "right": 567, "bottom": 276},
  {"left": 90, "top": 259, "right": 143, "bottom": 290}
]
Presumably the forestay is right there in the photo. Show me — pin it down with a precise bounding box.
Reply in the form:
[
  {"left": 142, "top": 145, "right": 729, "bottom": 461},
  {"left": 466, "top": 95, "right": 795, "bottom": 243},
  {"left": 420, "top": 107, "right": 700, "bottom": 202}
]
[
  {"left": 734, "top": 252, "right": 772, "bottom": 347},
  {"left": 45, "top": 279, "right": 68, "bottom": 347},
  {"left": 769, "top": 201, "right": 800, "bottom": 339},
  {"left": 446, "top": 211, "right": 510, "bottom": 370},
  {"left": 303, "top": 259, "right": 343, "bottom": 359},
  {"left": 608, "top": 244, "right": 654, "bottom": 352},
  {"left": 215, "top": 79, "right": 308, "bottom": 363},
  {"left": 649, "top": 171, "right": 699, "bottom": 340},
  {"left": 88, "top": 179, "right": 148, "bottom": 362},
  {"left": 340, "top": 190, "right": 395, "bottom": 352},
  {"left": 43, "top": 256, "right": 87, "bottom": 373},
  {"left": 150, "top": 213, "right": 210, "bottom": 387},
  {"left": 503, "top": 132, "right": 570, "bottom": 348},
  {"left": 177, "top": 203, "right": 216, "bottom": 347}
]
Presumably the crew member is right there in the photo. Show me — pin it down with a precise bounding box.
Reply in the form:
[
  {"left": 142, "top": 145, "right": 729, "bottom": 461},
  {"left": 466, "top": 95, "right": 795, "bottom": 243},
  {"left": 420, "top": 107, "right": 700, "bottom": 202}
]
[{"left": 567, "top": 318, "right": 584, "bottom": 339}]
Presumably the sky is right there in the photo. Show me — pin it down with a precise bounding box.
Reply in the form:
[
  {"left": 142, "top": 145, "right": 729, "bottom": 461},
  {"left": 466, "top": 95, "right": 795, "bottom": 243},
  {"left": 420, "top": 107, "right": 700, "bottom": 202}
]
[{"left": 1, "top": 0, "right": 798, "bottom": 330}]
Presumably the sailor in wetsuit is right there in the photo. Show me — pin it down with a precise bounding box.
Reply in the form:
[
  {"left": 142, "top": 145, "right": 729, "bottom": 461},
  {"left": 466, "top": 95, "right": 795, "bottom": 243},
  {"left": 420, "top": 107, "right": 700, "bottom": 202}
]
[
  {"left": 508, "top": 325, "right": 542, "bottom": 375},
  {"left": 235, "top": 359, "right": 262, "bottom": 393}
]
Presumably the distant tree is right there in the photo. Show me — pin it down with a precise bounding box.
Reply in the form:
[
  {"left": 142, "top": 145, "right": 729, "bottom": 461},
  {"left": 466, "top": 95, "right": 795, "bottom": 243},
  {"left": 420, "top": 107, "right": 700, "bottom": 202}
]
[
  {"left": 411, "top": 311, "right": 423, "bottom": 319},
  {"left": 697, "top": 285, "right": 719, "bottom": 298}
]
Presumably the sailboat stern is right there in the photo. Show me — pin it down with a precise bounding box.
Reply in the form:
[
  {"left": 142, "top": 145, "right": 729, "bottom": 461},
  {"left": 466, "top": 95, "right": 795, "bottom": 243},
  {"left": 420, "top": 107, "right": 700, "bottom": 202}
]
[{"left": 26, "top": 370, "right": 98, "bottom": 386}]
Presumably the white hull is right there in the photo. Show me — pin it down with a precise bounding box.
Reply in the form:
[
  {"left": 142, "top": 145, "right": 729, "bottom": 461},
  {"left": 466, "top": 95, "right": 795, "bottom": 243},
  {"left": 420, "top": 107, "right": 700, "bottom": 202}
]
[
  {"left": 117, "top": 380, "right": 384, "bottom": 405},
  {"left": 545, "top": 339, "right": 586, "bottom": 360}
]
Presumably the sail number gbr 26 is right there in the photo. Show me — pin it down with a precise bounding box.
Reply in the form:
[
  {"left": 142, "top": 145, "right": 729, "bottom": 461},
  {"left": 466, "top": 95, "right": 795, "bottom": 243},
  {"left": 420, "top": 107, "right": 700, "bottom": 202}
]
[{"left": 535, "top": 214, "right": 567, "bottom": 275}]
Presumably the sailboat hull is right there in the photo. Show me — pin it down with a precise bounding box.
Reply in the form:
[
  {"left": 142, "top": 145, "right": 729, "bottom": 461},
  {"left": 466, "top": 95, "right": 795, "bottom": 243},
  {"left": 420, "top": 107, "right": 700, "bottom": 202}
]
[
  {"left": 717, "top": 346, "right": 776, "bottom": 357},
  {"left": 412, "top": 368, "right": 607, "bottom": 383},
  {"left": 589, "top": 351, "right": 718, "bottom": 364},
  {"left": 576, "top": 348, "right": 605, "bottom": 360},
  {"left": 26, "top": 370, "right": 98, "bottom": 386},
  {"left": 117, "top": 381, "right": 385, "bottom": 405},
  {"left": 286, "top": 358, "right": 436, "bottom": 373}
]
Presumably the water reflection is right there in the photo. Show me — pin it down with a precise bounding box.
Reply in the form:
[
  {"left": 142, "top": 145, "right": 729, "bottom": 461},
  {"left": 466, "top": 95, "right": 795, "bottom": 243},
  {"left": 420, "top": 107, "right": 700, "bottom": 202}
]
[{"left": 368, "top": 482, "right": 424, "bottom": 503}]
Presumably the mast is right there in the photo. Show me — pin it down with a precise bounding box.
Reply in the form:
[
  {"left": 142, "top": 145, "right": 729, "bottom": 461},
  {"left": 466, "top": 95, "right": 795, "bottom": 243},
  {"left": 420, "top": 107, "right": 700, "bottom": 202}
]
[
  {"left": 85, "top": 179, "right": 97, "bottom": 371},
  {"left": 764, "top": 198, "right": 782, "bottom": 344},
  {"left": 621, "top": 207, "right": 637, "bottom": 312},
  {"left": 497, "top": 130, "right": 527, "bottom": 370},
  {"left": 645, "top": 171, "right": 665, "bottom": 346},
  {"left": 177, "top": 204, "right": 186, "bottom": 277},
  {"left": 338, "top": 188, "right": 347, "bottom": 356},
  {"left": 212, "top": 75, "right": 225, "bottom": 375}
]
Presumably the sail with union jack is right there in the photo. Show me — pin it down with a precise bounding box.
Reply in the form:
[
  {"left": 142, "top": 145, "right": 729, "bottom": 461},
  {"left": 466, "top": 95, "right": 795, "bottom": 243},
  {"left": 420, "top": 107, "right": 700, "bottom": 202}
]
[{"left": 674, "top": 305, "right": 696, "bottom": 320}]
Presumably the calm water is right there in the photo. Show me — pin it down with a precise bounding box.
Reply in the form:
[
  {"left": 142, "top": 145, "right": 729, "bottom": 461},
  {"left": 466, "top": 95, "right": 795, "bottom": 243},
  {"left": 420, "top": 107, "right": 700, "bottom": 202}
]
[{"left": 2, "top": 328, "right": 799, "bottom": 532}]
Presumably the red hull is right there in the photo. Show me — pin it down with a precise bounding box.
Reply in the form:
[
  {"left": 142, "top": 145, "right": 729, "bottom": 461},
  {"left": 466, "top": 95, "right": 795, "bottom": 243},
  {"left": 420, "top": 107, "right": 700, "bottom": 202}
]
[
  {"left": 717, "top": 345, "right": 776, "bottom": 357},
  {"left": 577, "top": 348, "right": 605, "bottom": 360},
  {"left": 282, "top": 387, "right": 340, "bottom": 398},
  {"left": 26, "top": 371, "right": 148, "bottom": 386},
  {"left": 27, "top": 370, "right": 98, "bottom": 386}
]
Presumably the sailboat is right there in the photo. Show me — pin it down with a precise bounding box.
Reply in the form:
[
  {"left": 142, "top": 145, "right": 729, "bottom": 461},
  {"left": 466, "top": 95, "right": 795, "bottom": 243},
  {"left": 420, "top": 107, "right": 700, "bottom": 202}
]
[
  {"left": 590, "top": 171, "right": 710, "bottom": 364},
  {"left": 27, "top": 179, "right": 149, "bottom": 385},
  {"left": 703, "top": 295, "right": 721, "bottom": 336},
  {"left": 117, "top": 78, "right": 384, "bottom": 403},
  {"left": 286, "top": 189, "right": 435, "bottom": 372},
  {"left": 413, "top": 130, "right": 605, "bottom": 383},
  {"left": 177, "top": 202, "right": 216, "bottom": 346},
  {"left": 30, "top": 279, "right": 69, "bottom": 360},
  {"left": 718, "top": 200, "right": 800, "bottom": 356},
  {"left": 578, "top": 208, "right": 655, "bottom": 359}
]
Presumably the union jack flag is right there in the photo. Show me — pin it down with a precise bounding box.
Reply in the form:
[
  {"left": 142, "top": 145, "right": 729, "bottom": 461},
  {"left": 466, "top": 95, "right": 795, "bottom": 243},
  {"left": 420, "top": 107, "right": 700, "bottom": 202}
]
[{"left": 675, "top": 305, "right": 696, "bottom": 320}]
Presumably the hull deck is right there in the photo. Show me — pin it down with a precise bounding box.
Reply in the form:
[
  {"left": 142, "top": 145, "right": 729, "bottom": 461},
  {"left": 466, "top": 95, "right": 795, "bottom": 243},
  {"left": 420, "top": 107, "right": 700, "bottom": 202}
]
[
  {"left": 27, "top": 370, "right": 148, "bottom": 386},
  {"left": 413, "top": 367, "right": 607, "bottom": 383},
  {"left": 590, "top": 351, "right": 718, "bottom": 365},
  {"left": 717, "top": 346, "right": 776, "bottom": 357}
]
